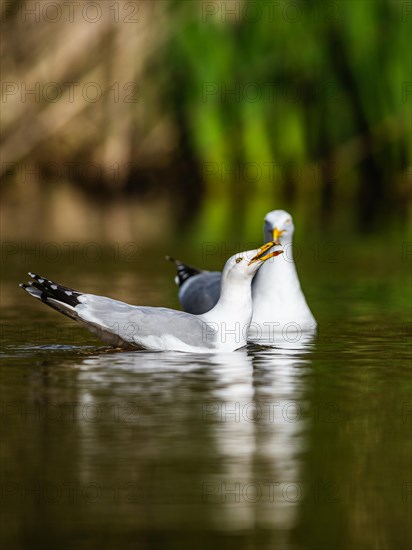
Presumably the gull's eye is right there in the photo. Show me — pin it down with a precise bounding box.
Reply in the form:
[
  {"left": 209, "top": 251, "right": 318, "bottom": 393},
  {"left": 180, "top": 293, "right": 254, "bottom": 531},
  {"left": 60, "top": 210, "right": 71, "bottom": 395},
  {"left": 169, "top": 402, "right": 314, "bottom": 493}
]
[{"left": 236, "top": 257, "right": 243, "bottom": 264}]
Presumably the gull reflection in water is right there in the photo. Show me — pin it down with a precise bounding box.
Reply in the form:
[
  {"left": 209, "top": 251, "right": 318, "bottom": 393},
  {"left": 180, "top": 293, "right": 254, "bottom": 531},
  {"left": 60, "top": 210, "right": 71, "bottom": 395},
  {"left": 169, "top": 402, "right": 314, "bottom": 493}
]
[
  {"left": 197, "top": 332, "right": 314, "bottom": 537},
  {"left": 73, "top": 332, "right": 314, "bottom": 540}
]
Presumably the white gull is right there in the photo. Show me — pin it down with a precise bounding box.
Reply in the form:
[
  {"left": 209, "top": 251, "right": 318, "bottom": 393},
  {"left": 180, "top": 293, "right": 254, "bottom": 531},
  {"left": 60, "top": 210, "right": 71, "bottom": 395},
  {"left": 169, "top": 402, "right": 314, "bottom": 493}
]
[
  {"left": 168, "top": 210, "right": 316, "bottom": 335},
  {"left": 20, "top": 243, "right": 282, "bottom": 353}
]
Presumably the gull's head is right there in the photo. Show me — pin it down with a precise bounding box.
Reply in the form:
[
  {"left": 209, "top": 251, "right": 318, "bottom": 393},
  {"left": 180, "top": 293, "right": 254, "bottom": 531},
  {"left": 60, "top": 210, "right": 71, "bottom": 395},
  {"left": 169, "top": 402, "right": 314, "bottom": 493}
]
[
  {"left": 263, "top": 210, "right": 294, "bottom": 244},
  {"left": 223, "top": 242, "right": 284, "bottom": 282}
]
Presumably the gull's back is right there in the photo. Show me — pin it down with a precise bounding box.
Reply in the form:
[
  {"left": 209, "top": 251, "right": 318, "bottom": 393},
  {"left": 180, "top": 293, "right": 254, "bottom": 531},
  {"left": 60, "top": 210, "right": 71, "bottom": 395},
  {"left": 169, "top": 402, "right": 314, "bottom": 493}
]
[{"left": 178, "top": 271, "right": 221, "bottom": 315}]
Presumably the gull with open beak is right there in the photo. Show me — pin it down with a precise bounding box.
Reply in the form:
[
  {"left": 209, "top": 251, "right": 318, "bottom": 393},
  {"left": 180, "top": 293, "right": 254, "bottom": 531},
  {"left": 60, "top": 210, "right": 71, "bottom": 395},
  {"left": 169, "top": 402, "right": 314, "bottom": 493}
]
[
  {"left": 19, "top": 243, "right": 282, "bottom": 353},
  {"left": 167, "top": 210, "right": 316, "bottom": 334}
]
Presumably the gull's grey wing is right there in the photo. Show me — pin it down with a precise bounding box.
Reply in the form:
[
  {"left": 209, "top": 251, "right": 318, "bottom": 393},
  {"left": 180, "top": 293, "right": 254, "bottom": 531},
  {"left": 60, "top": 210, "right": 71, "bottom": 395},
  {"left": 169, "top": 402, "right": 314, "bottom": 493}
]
[
  {"left": 76, "top": 296, "right": 217, "bottom": 350},
  {"left": 166, "top": 256, "right": 222, "bottom": 315},
  {"left": 179, "top": 271, "right": 221, "bottom": 315},
  {"left": 20, "top": 273, "right": 218, "bottom": 351}
]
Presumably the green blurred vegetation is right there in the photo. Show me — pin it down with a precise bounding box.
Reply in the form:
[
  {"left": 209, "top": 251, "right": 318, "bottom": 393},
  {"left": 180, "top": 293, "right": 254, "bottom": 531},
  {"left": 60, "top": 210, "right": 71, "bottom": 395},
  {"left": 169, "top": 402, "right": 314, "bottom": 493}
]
[{"left": 1, "top": 0, "right": 411, "bottom": 243}]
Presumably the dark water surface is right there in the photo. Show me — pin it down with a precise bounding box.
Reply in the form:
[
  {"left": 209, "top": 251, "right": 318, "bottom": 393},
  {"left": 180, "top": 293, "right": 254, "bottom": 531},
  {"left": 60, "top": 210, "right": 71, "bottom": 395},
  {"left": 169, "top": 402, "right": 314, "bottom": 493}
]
[{"left": 1, "top": 243, "right": 411, "bottom": 550}]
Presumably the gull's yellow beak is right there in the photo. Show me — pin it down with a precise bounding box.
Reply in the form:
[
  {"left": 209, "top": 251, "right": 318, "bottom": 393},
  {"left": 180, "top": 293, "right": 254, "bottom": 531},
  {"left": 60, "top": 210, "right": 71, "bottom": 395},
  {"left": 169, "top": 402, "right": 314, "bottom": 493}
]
[
  {"left": 273, "top": 227, "right": 286, "bottom": 241},
  {"left": 248, "top": 241, "right": 283, "bottom": 265}
]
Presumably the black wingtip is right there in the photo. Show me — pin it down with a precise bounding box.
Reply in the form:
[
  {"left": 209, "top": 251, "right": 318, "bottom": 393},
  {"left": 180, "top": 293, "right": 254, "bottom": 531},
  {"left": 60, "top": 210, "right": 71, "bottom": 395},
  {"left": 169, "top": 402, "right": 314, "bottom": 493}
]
[
  {"left": 21, "top": 273, "right": 82, "bottom": 307},
  {"left": 28, "top": 272, "right": 47, "bottom": 282},
  {"left": 166, "top": 257, "right": 203, "bottom": 287}
]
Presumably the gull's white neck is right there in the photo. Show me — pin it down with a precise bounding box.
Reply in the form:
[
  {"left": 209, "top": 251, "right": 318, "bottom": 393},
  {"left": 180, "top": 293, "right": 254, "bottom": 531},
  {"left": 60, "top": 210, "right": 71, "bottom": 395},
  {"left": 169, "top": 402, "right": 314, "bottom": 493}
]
[
  {"left": 252, "top": 238, "right": 316, "bottom": 330},
  {"left": 200, "top": 272, "right": 254, "bottom": 350},
  {"left": 255, "top": 239, "right": 301, "bottom": 291}
]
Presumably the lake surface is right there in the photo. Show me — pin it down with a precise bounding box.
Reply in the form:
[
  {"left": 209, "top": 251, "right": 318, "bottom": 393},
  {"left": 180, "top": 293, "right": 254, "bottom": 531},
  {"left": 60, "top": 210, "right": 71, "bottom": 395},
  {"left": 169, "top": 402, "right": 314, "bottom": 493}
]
[{"left": 1, "top": 240, "right": 411, "bottom": 550}]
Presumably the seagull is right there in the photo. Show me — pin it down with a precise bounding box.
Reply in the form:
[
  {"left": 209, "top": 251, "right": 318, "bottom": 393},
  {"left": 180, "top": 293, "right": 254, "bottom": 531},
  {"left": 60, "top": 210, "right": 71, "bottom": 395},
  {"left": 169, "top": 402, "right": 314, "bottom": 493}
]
[
  {"left": 168, "top": 210, "right": 317, "bottom": 334},
  {"left": 251, "top": 210, "right": 316, "bottom": 333},
  {"left": 19, "top": 243, "right": 283, "bottom": 353}
]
